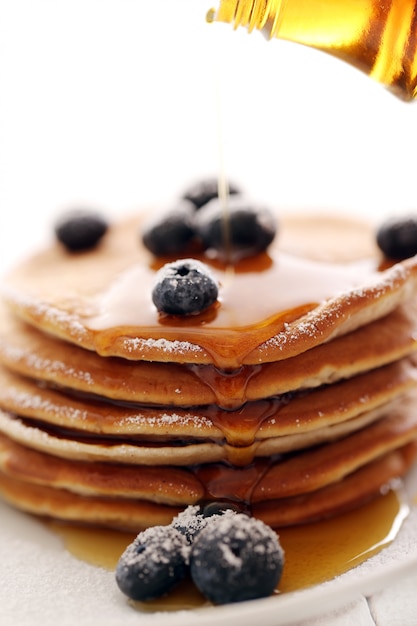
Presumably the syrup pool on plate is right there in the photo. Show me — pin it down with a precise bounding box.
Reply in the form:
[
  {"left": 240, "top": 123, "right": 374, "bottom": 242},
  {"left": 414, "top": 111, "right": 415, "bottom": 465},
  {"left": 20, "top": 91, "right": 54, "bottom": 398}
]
[{"left": 47, "top": 485, "right": 409, "bottom": 611}]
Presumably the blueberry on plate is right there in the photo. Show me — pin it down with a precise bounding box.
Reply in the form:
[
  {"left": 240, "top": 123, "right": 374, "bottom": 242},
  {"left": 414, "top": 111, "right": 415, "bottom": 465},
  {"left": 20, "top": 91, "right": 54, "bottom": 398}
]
[
  {"left": 171, "top": 505, "right": 209, "bottom": 544},
  {"left": 195, "top": 196, "right": 277, "bottom": 260},
  {"left": 172, "top": 504, "right": 242, "bottom": 544},
  {"left": 182, "top": 177, "right": 242, "bottom": 210},
  {"left": 115, "top": 525, "right": 189, "bottom": 602},
  {"left": 189, "top": 512, "right": 285, "bottom": 605},
  {"left": 376, "top": 215, "right": 417, "bottom": 260},
  {"left": 141, "top": 200, "right": 196, "bottom": 256},
  {"left": 152, "top": 258, "right": 219, "bottom": 316},
  {"left": 54, "top": 209, "right": 108, "bottom": 252}
]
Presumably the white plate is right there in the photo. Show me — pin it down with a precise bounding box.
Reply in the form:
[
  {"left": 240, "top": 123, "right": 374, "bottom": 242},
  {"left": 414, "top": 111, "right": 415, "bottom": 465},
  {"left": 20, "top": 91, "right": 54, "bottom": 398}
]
[{"left": 2, "top": 463, "right": 417, "bottom": 626}]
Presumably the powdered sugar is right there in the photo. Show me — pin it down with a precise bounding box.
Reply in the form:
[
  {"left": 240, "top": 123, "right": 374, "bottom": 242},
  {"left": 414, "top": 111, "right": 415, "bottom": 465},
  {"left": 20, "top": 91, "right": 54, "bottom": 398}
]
[
  {"left": 2, "top": 387, "right": 89, "bottom": 421},
  {"left": 2, "top": 287, "right": 89, "bottom": 341},
  {"left": 122, "top": 336, "right": 203, "bottom": 358},
  {"left": 256, "top": 261, "right": 416, "bottom": 359},
  {"left": 120, "top": 525, "right": 189, "bottom": 568},
  {"left": 120, "top": 412, "right": 213, "bottom": 430},
  {"left": 0, "top": 341, "right": 94, "bottom": 385},
  {"left": 193, "top": 509, "right": 282, "bottom": 564}
]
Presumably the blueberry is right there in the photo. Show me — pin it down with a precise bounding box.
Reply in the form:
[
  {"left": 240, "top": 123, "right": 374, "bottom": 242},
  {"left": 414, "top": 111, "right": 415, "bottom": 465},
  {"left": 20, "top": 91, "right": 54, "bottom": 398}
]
[
  {"left": 189, "top": 513, "right": 285, "bottom": 604},
  {"left": 195, "top": 196, "right": 277, "bottom": 260},
  {"left": 152, "top": 258, "right": 219, "bottom": 316},
  {"left": 182, "top": 177, "right": 241, "bottom": 210},
  {"left": 171, "top": 505, "right": 208, "bottom": 544},
  {"left": 54, "top": 209, "right": 108, "bottom": 252},
  {"left": 115, "top": 525, "right": 189, "bottom": 601},
  {"left": 172, "top": 504, "right": 242, "bottom": 544},
  {"left": 202, "top": 502, "right": 244, "bottom": 517},
  {"left": 376, "top": 215, "right": 417, "bottom": 260},
  {"left": 141, "top": 201, "right": 197, "bottom": 256}
]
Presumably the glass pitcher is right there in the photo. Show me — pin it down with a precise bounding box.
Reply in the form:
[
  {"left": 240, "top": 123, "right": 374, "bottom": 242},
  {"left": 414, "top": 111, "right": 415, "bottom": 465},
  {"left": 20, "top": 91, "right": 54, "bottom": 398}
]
[{"left": 207, "top": 0, "right": 417, "bottom": 100}]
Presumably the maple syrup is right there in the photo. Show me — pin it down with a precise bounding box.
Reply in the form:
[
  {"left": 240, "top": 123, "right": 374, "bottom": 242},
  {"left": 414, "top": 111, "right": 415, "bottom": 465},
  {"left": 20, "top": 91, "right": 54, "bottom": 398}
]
[
  {"left": 89, "top": 241, "right": 377, "bottom": 369},
  {"left": 207, "top": 0, "right": 417, "bottom": 100},
  {"left": 48, "top": 486, "right": 408, "bottom": 611}
]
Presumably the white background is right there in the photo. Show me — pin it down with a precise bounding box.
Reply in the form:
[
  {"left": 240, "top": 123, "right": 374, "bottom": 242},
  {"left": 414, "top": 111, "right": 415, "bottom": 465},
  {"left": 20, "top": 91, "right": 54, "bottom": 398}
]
[{"left": 1, "top": 0, "right": 416, "bottom": 272}]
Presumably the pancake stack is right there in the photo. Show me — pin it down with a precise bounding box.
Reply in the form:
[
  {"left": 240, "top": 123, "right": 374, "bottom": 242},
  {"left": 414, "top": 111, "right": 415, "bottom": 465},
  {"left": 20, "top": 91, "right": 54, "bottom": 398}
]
[{"left": 1, "top": 209, "right": 417, "bottom": 531}]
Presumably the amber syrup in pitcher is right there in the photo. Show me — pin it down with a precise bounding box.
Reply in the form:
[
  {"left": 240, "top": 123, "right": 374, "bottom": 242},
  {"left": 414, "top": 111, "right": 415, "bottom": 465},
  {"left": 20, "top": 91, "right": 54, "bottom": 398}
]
[{"left": 207, "top": 0, "right": 417, "bottom": 100}]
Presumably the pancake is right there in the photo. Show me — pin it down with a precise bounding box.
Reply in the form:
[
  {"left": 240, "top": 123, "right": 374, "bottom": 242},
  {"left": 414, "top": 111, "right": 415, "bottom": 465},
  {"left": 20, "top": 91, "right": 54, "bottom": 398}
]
[
  {"left": 0, "top": 440, "right": 415, "bottom": 531},
  {"left": 0, "top": 357, "right": 416, "bottom": 460},
  {"left": 3, "top": 214, "right": 417, "bottom": 368},
  {"left": 1, "top": 391, "right": 417, "bottom": 500},
  {"left": 0, "top": 469, "right": 182, "bottom": 531},
  {"left": 1, "top": 209, "right": 417, "bottom": 533},
  {"left": 0, "top": 433, "right": 203, "bottom": 505},
  {"left": 1, "top": 301, "right": 417, "bottom": 407}
]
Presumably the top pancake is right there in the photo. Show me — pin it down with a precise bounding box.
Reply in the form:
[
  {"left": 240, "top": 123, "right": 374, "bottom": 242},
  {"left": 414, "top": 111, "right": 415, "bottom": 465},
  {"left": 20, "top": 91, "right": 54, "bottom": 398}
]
[
  {"left": 1, "top": 301, "right": 417, "bottom": 407},
  {"left": 3, "top": 212, "right": 417, "bottom": 367}
]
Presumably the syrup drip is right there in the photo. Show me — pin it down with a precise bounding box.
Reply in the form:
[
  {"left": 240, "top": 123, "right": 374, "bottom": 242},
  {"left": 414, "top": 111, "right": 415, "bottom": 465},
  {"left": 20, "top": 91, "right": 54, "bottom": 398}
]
[
  {"left": 48, "top": 487, "right": 409, "bottom": 611},
  {"left": 206, "top": 399, "right": 284, "bottom": 446},
  {"left": 195, "top": 459, "right": 271, "bottom": 503},
  {"left": 187, "top": 363, "right": 263, "bottom": 409}
]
